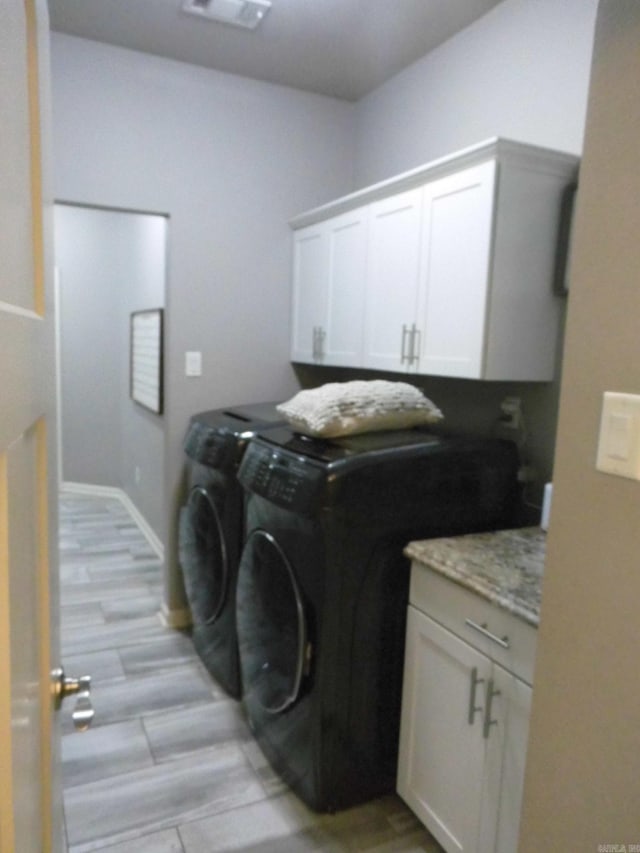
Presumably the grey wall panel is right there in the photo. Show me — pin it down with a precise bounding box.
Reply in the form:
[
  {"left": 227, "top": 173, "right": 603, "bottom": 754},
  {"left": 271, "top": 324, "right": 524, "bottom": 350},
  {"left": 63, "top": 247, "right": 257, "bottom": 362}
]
[
  {"left": 342, "top": 0, "right": 599, "bottom": 506},
  {"left": 56, "top": 204, "right": 124, "bottom": 488},
  {"left": 119, "top": 212, "right": 166, "bottom": 538},
  {"left": 521, "top": 0, "right": 640, "bottom": 844},
  {"left": 352, "top": 0, "right": 598, "bottom": 188},
  {"left": 50, "top": 35, "right": 356, "bottom": 608},
  {"left": 50, "top": 0, "right": 597, "bottom": 610},
  {"left": 55, "top": 205, "right": 166, "bottom": 538}
]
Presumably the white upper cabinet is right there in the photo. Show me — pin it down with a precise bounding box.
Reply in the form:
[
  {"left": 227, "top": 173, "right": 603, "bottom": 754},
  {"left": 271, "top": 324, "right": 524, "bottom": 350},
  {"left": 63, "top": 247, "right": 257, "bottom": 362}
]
[
  {"left": 290, "top": 138, "right": 578, "bottom": 381},
  {"left": 417, "top": 161, "right": 496, "bottom": 378},
  {"left": 325, "top": 208, "right": 368, "bottom": 366},
  {"left": 291, "top": 223, "right": 328, "bottom": 363},
  {"left": 364, "top": 188, "right": 423, "bottom": 372},
  {"left": 291, "top": 207, "right": 367, "bottom": 366}
]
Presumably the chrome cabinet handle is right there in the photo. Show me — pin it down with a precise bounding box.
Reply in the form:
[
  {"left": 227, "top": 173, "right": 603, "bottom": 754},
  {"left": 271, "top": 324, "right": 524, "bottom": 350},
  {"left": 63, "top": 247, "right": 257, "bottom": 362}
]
[
  {"left": 401, "top": 324, "right": 421, "bottom": 365},
  {"left": 468, "top": 666, "right": 484, "bottom": 725},
  {"left": 51, "top": 667, "right": 95, "bottom": 732},
  {"left": 312, "top": 326, "right": 325, "bottom": 360},
  {"left": 465, "top": 618, "right": 510, "bottom": 650},
  {"left": 401, "top": 324, "right": 411, "bottom": 364},
  {"left": 409, "top": 324, "right": 421, "bottom": 365},
  {"left": 483, "top": 678, "right": 501, "bottom": 739}
]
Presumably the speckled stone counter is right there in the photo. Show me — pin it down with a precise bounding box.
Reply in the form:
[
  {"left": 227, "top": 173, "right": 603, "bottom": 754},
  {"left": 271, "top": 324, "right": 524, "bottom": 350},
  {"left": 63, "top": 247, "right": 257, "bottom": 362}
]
[{"left": 404, "top": 527, "right": 545, "bottom": 628}]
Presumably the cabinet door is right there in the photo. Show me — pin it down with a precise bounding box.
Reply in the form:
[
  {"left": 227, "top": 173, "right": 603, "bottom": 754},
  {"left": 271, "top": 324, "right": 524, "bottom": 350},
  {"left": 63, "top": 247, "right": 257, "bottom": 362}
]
[
  {"left": 363, "top": 188, "right": 423, "bottom": 372},
  {"left": 397, "top": 607, "right": 492, "bottom": 853},
  {"left": 324, "top": 207, "right": 368, "bottom": 367},
  {"left": 489, "top": 666, "right": 532, "bottom": 853},
  {"left": 416, "top": 161, "right": 496, "bottom": 378},
  {"left": 291, "top": 223, "right": 328, "bottom": 363}
]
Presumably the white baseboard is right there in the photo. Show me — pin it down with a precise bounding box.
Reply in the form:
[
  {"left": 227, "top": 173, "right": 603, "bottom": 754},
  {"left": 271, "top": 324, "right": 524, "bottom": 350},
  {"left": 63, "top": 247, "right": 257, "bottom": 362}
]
[{"left": 61, "top": 481, "right": 165, "bottom": 561}]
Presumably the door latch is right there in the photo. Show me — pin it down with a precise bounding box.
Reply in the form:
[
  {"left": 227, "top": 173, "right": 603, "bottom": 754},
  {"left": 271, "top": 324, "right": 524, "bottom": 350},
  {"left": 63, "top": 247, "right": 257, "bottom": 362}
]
[{"left": 50, "top": 667, "right": 95, "bottom": 732}]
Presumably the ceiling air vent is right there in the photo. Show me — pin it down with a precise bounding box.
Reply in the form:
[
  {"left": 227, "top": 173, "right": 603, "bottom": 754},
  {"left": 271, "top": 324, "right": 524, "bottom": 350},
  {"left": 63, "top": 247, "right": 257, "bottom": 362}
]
[{"left": 182, "top": 0, "right": 272, "bottom": 30}]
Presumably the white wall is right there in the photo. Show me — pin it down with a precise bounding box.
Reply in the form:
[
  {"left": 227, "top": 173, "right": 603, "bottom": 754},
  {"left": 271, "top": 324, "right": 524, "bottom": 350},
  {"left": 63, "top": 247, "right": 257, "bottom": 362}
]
[
  {"left": 55, "top": 204, "right": 124, "bottom": 488},
  {"left": 353, "top": 0, "right": 598, "bottom": 187},
  {"left": 50, "top": 34, "right": 356, "bottom": 610},
  {"left": 118, "top": 211, "right": 166, "bottom": 536},
  {"left": 521, "top": 0, "right": 640, "bottom": 844},
  {"left": 50, "top": 0, "right": 599, "bottom": 612},
  {"left": 318, "top": 0, "right": 598, "bottom": 516},
  {"left": 55, "top": 204, "right": 167, "bottom": 536}
]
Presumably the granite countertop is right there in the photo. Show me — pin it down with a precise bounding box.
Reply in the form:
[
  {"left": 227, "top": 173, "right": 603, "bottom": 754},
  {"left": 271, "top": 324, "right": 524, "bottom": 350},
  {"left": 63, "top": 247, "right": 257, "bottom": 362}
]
[{"left": 404, "top": 527, "right": 545, "bottom": 628}]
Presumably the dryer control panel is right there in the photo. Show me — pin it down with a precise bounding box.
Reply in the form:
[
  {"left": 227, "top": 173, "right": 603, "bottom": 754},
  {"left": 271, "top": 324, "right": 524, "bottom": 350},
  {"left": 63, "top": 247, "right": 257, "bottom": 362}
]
[{"left": 238, "top": 442, "right": 324, "bottom": 514}]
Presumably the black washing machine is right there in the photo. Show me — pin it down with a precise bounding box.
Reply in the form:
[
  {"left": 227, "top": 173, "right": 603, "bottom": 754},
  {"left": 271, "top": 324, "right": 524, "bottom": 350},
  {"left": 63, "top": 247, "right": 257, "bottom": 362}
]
[
  {"left": 178, "top": 402, "right": 284, "bottom": 698},
  {"left": 235, "top": 426, "right": 519, "bottom": 811}
]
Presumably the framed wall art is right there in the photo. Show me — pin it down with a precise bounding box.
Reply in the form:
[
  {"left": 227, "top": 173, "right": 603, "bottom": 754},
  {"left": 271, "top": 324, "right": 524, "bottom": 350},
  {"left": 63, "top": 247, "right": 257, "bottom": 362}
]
[{"left": 130, "top": 308, "right": 164, "bottom": 414}]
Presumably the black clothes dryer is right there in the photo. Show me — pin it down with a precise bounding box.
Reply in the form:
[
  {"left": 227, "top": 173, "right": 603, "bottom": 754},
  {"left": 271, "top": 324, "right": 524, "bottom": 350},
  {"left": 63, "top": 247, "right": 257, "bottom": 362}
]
[
  {"left": 235, "top": 426, "right": 519, "bottom": 812},
  {"left": 178, "top": 402, "right": 284, "bottom": 698}
]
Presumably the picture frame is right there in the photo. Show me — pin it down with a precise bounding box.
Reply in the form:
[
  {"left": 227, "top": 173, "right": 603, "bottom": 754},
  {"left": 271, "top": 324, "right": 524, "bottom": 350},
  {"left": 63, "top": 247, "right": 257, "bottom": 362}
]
[{"left": 130, "top": 308, "right": 164, "bottom": 414}]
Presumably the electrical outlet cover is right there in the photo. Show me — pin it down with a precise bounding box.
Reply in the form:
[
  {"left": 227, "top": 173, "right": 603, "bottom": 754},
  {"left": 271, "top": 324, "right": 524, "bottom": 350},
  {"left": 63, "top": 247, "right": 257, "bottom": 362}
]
[{"left": 185, "top": 351, "right": 202, "bottom": 377}]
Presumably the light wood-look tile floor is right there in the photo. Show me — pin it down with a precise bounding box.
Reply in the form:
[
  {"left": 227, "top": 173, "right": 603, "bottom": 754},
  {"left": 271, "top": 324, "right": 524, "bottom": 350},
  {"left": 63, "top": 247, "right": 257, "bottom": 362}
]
[{"left": 60, "top": 492, "right": 444, "bottom": 852}]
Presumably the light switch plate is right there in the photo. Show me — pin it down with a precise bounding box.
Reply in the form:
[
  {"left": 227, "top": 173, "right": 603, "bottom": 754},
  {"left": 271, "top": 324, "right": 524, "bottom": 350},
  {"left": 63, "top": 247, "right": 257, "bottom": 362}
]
[
  {"left": 596, "top": 391, "right": 640, "bottom": 479},
  {"left": 185, "top": 351, "right": 202, "bottom": 377}
]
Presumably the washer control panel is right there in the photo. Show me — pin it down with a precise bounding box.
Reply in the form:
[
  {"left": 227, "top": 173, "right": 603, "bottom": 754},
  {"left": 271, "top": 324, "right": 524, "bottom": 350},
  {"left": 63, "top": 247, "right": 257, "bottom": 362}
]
[{"left": 238, "top": 442, "right": 325, "bottom": 513}]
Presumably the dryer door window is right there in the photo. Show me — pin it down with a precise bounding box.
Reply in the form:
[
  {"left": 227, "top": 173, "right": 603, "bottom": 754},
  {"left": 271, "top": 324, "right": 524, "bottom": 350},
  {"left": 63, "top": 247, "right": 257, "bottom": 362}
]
[
  {"left": 237, "top": 530, "right": 307, "bottom": 714},
  {"left": 179, "top": 486, "right": 228, "bottom": 625}
]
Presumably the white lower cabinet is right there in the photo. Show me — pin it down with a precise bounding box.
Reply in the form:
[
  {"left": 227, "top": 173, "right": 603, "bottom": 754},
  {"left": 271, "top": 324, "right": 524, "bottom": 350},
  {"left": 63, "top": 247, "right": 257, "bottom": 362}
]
[{"left": 397, "top": 567, "right": 534, "bottom": 853}]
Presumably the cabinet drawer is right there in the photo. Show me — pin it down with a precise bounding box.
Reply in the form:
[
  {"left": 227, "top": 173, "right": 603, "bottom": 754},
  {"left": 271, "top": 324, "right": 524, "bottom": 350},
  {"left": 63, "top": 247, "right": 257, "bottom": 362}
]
[{"left": 409, "top": 561, "right": 537, "bottom": 685}]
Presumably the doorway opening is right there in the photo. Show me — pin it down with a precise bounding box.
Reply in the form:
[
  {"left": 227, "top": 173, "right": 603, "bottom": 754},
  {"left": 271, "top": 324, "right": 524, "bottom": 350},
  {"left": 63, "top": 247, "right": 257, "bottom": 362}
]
[{"left": 53, "top": 202, "right": 168, "bottom": 553}]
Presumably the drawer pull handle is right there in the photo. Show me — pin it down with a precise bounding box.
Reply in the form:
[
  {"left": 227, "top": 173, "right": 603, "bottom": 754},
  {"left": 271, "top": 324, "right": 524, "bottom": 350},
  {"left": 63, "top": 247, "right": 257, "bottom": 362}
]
[
  {"left": 483, "top": 678, "right": 501, "bottom": 739},
  {"left": 465, "top": 619, "right": 510, "bottom": 650},
  {"left": 468, "top": 666, "right": 484, "bottom": 726}
]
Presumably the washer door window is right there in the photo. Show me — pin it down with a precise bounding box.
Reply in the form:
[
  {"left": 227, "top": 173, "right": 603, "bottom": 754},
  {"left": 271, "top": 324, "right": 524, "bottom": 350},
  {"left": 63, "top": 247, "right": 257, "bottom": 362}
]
[
  {"left": 179, "top": 486, "right": 228, "bottom": 625},
  {"left": 237, "top": 530, "right": 307, "bottom": 714}
]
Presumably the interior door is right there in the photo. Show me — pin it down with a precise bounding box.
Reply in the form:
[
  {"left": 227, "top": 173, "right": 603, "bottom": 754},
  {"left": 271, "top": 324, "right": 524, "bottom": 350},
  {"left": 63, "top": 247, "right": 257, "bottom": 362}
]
[{"left": 0, "top": 2, "right": 63, "bottom": 851}]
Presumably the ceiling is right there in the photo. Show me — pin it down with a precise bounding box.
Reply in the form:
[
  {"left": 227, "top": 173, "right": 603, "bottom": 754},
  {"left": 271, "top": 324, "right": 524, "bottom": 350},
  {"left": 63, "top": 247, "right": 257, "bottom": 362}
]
[{"left": 47, "top": 0, "right": 505, "bottom": 102}]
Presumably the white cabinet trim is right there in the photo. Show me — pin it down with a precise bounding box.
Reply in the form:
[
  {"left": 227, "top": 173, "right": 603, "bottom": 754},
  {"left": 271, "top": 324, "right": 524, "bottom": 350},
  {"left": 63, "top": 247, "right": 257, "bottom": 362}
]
[
  {"left": 290, "top": 138, "right": 578, "bottom": 229},
  {"left": 290, "top": 138, "right": 579, "bottom": 381}
]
